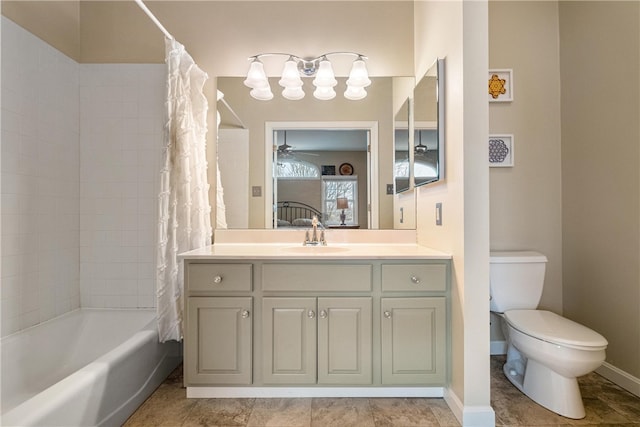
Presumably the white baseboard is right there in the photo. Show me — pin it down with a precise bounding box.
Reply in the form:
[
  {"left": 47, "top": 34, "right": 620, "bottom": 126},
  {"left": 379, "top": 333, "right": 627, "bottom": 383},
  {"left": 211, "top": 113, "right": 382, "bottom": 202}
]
[
  {"left": 444, "top": 388, "right": 495, "bottom": 427},
  {"left": 187, "top": 386, "right": 444, "bottom": 398},
  {"left": 490, "top": 340, "right": 506, "bottom": 355},
  {"left": 596, "top": 362, "right": 640, "bottom": 398}
]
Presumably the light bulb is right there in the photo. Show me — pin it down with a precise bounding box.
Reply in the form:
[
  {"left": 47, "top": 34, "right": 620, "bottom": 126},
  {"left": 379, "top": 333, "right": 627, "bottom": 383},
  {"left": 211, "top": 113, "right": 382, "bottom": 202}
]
[
  {"left": 312, "top": 58, "right": 337, "bottom": 88},
  {"left": 313, "top": 85, "right": 336, "bottom": 100},
  {"left": 282, "top": 86, "right": 305, "bottom": 100},
  {"left": 250, "top": 87, "right": 273, "bottom": 101},
  {"left": 244, "top": 59, "right": 269, "bottom": 89},
  {"left": 344, "top": 85, "right": 367, "bottom": 100},
  {"left": 279, "top": 58, "right": 303, "bottom": 88},
  {"left": 346, "top": 58, "right": 371, "bottom": 87}
]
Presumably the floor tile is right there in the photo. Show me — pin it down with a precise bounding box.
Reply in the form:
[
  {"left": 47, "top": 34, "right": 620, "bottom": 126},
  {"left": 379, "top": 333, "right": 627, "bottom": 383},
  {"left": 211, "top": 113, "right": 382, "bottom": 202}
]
[
  {"left": 246, "top": 398, "right": 312, "bottom": 427},
  {"left": 182, "top": 398, "right": 255, "bottom": 427},
  {"left": 124, "top": 358, "right": 640, "bottom": 427},
  {"left": 310, "top": 397, "right": 375, "bottom": 427},
  {"left": 369, "top": 397, "right": 441, "bottom": 426}
]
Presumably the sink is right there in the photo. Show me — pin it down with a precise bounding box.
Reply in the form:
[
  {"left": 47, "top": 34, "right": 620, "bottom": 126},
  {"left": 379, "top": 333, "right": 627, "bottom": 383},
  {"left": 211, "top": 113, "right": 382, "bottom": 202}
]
[{"left": 282, "top": 246, "right": 350, "bottom": 254}]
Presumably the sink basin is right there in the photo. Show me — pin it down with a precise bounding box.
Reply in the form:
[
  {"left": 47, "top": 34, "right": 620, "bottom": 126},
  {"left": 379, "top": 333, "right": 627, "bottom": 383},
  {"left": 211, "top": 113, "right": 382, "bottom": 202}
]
[{"left": 282, "top": 246, "right": 350, "bottom": 254}]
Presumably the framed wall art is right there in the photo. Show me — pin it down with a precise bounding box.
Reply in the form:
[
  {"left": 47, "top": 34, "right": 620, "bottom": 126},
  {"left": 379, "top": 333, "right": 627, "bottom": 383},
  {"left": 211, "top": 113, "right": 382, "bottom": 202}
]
[
  {"left": 488, "top": 69, "right": 513, "bottom": 102},
  {"left": 488, "top": 134, "right": 514, "bottom": 167}
]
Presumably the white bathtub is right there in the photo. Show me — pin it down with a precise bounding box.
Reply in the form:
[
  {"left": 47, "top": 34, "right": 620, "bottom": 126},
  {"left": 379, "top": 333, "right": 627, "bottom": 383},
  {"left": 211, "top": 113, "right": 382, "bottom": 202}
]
[{"left": 1, "top": 309, "right": 181, "bottom": 427}]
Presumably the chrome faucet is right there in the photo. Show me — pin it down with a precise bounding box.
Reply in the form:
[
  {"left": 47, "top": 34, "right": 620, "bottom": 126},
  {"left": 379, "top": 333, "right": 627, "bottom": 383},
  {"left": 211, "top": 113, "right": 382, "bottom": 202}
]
[{"left": 303, "top": 216, "right": 326, "bottom": 246}]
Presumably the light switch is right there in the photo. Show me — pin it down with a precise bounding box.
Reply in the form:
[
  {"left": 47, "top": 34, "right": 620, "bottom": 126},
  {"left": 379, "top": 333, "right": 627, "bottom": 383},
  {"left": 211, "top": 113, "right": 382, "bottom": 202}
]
[{"left": 436, "top": 202, "right": 442, "bottom": 226}]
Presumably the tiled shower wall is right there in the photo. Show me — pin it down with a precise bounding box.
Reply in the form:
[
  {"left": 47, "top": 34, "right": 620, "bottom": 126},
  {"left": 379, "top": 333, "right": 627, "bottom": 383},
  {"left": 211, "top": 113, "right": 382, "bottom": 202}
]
[
  {"left": 1, "top": 17, "right": 165, "bottom": 336},
  {"left": 79, "top": 65, "right": 164, "bottom": 309},
  {"left": 1, "top": 17, "right": 80, "bottom": 336}
]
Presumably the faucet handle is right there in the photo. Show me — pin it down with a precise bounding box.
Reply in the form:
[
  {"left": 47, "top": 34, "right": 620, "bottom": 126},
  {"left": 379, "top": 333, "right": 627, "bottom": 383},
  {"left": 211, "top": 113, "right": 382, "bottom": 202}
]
[{"left": 320, "top": 230, "right": 326, "bottom": 245}]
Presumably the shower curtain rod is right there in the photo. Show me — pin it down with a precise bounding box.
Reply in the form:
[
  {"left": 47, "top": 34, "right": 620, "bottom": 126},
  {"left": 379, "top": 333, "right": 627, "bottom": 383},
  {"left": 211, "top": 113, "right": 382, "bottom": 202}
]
[
  {"left": 135, "top": 0, "right": 247, "bottom": 130},
  {"left": 135, "top": 0, "right": 173, "bottom": 40}
]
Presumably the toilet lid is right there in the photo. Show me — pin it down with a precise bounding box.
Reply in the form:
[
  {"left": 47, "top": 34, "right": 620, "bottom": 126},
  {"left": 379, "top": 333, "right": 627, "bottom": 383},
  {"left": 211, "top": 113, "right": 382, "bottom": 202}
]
[{"left": 505, "top": 310, "right": 608, "bottom": 349}]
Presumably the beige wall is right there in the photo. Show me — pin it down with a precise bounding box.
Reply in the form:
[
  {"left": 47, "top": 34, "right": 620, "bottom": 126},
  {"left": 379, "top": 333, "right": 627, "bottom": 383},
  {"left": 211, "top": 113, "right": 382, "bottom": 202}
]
[
  {"left": 559, "top": 1, "right": 640, "bottom": 380},
  {"left": 415, "top": 0, "right": 493, "bottom": 423},
  {"left": 489, "top": 2, "right": 563, "bottom": 315},
  {"left": 1, "top": 1, "right": 80, "bottom": 60}
]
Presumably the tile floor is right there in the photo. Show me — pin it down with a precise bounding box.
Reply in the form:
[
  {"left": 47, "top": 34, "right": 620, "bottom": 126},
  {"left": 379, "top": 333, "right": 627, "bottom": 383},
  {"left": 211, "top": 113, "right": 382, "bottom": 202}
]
[{"left": 124, "top": 356, "right": 640, "bottom": 426}]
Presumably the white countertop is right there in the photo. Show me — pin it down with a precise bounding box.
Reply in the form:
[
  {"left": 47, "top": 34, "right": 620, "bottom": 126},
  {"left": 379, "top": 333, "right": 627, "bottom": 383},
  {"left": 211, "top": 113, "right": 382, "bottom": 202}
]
[{"left": 179, "top": 243, "right": 451, "bottom": 260}]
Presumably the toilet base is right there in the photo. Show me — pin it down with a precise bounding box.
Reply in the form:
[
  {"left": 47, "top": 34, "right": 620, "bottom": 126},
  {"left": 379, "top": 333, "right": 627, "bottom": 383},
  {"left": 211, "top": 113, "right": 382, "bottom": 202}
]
[{"left": 504, "top": 358, "right": 585, "bottom": 419}]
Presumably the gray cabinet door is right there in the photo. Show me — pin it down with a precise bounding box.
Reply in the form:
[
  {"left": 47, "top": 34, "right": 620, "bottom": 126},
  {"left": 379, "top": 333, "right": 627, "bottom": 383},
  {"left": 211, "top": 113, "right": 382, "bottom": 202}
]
[
  {"left": 381, "top": 297, "right": 446, "bottom": 385},
  {"left": 186, "top": 297, "right": 252, "bottom": 385},
  {"left": 262, "top": 297, "right": 317, "bottom": 384},
  {"left": 318, "top": 297, "right": 372, "bottom": 385}
]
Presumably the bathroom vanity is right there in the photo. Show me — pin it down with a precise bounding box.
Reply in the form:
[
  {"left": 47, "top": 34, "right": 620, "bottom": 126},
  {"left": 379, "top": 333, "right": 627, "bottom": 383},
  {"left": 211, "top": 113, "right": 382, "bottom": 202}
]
[{"left": 181, "top": 243, "right": 451, "bottom": 397}]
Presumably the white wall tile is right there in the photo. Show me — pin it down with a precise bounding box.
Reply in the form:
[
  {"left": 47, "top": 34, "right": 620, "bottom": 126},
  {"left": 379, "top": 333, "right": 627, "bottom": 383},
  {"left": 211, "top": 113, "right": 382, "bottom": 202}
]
[
  {"left": 1, "top": 18, "right": 80, "bottom": 336},
  {"left": 79, "top": 63, "right": 165, "bottom": 309}
]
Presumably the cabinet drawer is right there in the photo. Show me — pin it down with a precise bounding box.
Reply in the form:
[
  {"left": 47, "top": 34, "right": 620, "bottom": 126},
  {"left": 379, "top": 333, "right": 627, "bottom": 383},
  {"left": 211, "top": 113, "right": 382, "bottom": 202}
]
[
  {"left": 188, "top": 263, "right": 252, "bottom": 292},
  {"left": 382, "top": 263, "right": 446, "bottom": 292},
  {"left": 262, "top": 264, "right": 372, "bottom": 292}
]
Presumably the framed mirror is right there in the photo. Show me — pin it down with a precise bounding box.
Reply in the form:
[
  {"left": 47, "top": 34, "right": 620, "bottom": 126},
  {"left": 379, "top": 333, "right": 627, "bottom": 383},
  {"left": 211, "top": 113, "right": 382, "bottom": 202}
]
[{"left": 414, "top": 58, "right": 445, "bottom": 187}]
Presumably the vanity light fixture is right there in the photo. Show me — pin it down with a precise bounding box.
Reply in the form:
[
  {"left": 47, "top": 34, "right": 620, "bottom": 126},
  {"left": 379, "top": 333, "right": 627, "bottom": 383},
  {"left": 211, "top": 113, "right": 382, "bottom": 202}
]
[{"left": 243, "top": 52, "right": 370, "bottom": 101}]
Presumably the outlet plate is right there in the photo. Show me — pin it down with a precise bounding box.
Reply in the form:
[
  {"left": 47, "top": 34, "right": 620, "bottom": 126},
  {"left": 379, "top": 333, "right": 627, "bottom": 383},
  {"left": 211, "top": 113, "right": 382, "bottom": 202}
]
[{"left": 252, "top": 186, "right": 262, "bottom": 197}]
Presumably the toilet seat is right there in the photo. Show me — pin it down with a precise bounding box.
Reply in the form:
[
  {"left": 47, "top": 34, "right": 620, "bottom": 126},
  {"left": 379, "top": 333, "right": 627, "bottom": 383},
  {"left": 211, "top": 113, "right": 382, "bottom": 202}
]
[{"left": 504, "top": 310, "right": 608, "bottom": 350}]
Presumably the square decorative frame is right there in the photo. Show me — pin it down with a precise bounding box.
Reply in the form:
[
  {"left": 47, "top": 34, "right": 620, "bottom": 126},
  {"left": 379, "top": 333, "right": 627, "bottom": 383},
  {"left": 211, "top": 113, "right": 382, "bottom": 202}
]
[
  {"left": 488, "top": 134, "right": 514, "bottom": 167},
  {"left": 488, "top": 69, "right": 513, "bottom": 102}
]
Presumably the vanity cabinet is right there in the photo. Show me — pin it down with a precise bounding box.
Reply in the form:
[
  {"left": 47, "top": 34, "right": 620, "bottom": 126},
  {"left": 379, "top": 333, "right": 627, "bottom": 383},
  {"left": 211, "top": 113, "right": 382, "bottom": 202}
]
[
  {"left": 381, "top": 297, "right": 446, "bottom": 384},
  {"left": 186, "top": 297, "right": 252, "bottom": 385},
  {"left": 185, "top": 263, "right": 254, "bottom": 385},
  {"left": 262, "top": 297, "right": 372, "bottom": 385},
  {"left": 182, "top": 248, "right": 450, "bottom": 396}
]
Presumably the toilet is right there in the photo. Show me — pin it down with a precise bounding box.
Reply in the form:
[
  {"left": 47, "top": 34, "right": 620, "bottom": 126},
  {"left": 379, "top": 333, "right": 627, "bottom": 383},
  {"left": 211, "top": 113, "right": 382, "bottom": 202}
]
[{"left": 490, "top": 251, "right": 608, "bottom": 419}]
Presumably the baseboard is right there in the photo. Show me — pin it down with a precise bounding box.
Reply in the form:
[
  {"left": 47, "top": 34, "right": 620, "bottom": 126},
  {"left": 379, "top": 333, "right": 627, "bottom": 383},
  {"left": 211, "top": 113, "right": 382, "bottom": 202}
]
[
  {"left": 596, "top": 362, "right": 640, "bottom": 398},
  {"left": 187, "top": 387, "right": 444, "bottom": 398},
  {"left": 444, "top": 387, "right": 495, "bottom": 427},
  {"left": 490, "top": 340, "right": 506, "bottom": 355}
]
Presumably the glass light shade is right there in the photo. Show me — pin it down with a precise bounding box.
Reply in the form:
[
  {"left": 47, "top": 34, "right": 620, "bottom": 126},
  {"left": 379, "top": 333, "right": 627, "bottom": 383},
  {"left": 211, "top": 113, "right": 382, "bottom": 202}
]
[
  {"left": 346, "top": 59, "right": 371, "bottom": 87},
  {"left": 282, "top": 86, "right": 305, "bottom": 100},
  {"left": 244, "top": 60, "right": 269, "bottom": 89},
  {"left": 313, "top": 85, "right": 336, "bottom": 100},
  {"left": 344, "top": 85, "right": 367, "bottom": 100},
  {"left": 250, "top": 87, "right": 274, "bottom": 101},
  {"left": 312, "top": 59, "right": 337, "bottom": 88},
  {"left": 279, "top": 59, "right": 303, "bottom": 88}
]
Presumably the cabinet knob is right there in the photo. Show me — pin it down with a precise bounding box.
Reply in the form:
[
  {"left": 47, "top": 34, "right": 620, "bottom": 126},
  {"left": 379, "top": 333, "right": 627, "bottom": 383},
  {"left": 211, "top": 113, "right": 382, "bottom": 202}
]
[
  {"left": 241, "top": 310, "right": 250, "bottom": 319},
  {"left": 411, "top": 275, "right": 421, "bottom": 285},
  {"left": 308, "top": 310, "right": 316, "bottom": 319},
  {"left": 212, "top": 275, "right": 223, "bottom": 284},
  {"left": 319, "top": 309, "right": 328, "bottom": 319},
  {"left": 384, "top": 311, "right": 392, "bottom": 319}
]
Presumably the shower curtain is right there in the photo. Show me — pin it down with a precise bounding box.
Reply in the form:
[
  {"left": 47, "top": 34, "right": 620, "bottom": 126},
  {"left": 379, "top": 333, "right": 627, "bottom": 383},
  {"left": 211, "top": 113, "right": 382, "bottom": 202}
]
[{"left": 157, "top": 38, "right": 212, "bottom": 342}]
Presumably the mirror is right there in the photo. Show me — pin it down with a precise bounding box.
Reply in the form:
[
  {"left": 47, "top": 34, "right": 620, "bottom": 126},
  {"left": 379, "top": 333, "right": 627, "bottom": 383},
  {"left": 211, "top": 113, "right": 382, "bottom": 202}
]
[
  {"left": 394, "top": 97, "right": 411, "bottom": 193},
  {"left": 413, "top": 58, "right": 445, "bottom": 187},
  {"left": 271, "top": 128, "right": 370, "bottom": 229},
  {"left": 216, "top": 76, "right": 411, "bottom": 230}
]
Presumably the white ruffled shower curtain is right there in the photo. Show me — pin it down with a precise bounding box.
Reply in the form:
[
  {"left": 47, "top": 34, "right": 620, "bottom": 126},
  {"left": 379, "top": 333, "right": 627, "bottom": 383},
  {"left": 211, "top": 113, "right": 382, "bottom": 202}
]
[{"left": 157, "top": 38, "right": 213, "bottom": 342}]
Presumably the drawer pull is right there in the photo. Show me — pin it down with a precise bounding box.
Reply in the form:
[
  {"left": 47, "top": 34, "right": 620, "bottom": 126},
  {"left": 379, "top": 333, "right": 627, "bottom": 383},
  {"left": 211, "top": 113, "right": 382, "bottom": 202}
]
[
  {"left": 212, "top": 275, "right": 223, "bottom": 284},
  {"left": 384, "top": 311, "right": 392, "bottom": 319},
  {"left": 308, "top": 310, "right": 316, "bottom": 319},
  {"left": 411, "top": 276, "right": 421, "bottom": 285},
  {"left": 241, "top": 310, "right": 250, "bottom": 319},
  {"left": 319, "top": 309, "right": 328, "bottom": 319}
]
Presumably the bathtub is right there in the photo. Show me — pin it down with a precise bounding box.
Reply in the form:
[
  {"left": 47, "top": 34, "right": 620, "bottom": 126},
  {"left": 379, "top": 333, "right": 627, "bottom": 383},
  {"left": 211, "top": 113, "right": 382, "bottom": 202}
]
[{"left": 1, "top": 309, "right": 181, "bottom": 427}]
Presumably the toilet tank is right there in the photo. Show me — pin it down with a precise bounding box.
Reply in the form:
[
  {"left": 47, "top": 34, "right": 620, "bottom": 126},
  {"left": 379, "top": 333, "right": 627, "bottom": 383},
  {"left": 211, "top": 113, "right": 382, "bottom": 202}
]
[{"left": 489, "top": 251, "right": 548, "bottom": 313}]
